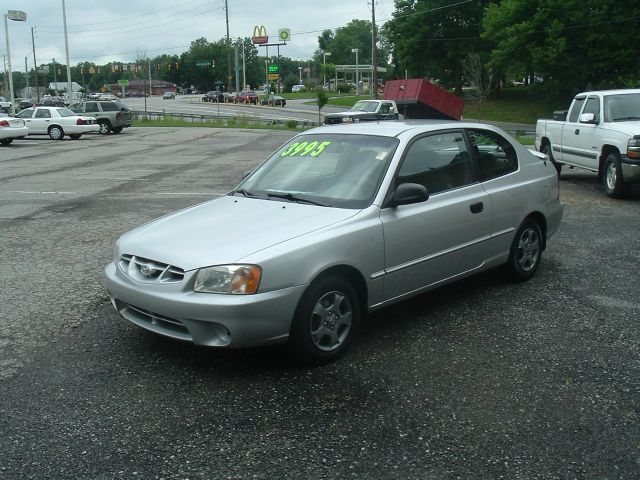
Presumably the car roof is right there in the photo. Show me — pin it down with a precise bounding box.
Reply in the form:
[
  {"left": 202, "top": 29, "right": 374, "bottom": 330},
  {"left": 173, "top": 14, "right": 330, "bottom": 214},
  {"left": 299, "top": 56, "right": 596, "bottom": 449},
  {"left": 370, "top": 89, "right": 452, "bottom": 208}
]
[
  {"left": 308, "top": 120, "right": 502, "bottom": 138},
  {"left": 576, "top": 89, "right": 640, "bottom": 97}
]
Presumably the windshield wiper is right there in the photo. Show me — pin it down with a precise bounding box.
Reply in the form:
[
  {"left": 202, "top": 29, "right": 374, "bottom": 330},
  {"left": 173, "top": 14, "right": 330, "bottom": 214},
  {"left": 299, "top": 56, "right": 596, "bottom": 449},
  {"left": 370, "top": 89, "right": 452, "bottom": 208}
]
[
  {"left": 612, "top": 116, "right": 640, "bottom": 121},
  {"left": 233, "top": 188, "right": 256, "bottom": 197},
  {"left": 266, "top": 192, "right": 327, "bottom": 206}
]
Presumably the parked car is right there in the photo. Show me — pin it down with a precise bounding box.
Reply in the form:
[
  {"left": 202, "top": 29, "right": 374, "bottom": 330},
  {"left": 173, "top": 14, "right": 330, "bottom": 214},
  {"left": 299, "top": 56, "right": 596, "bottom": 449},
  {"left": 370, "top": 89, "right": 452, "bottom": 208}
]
[
  {"left": 0, "top": 112, "right": 29, "bottom": 145},
  {"left": 162, "top": 91, "right": 176, "bottom": 100},
  {"left": 261, "top": 95, "right": 286, "bottom": 107},
  {"left": 0, "top": 96, "right": 11, "bottom": 113},
  {"left": 202, "top": 91, "right": 223, "bottom": 103},
  {"left": 68, "top": 100, "right": 132, "bottom": 134},
  {"left": 235, "top": 91, "right": 259, "bottom": 104},
  {"left": 291, "top": 84, "right": 305, "bottom": 93},
  {"left": 536, "top": 88, "right": 640, "bottom": 197},
  {"left": 19, "top": 98, "right": 39, "bottom": 110},
  {"left": 105, "top": 121, "right": 563, "bottom": 364},
  {"left": 15, "top": 106, "right": 99, "bottom": 140},
  {"left": 42, "top": 96, "right": 65, "bottom": 107}
]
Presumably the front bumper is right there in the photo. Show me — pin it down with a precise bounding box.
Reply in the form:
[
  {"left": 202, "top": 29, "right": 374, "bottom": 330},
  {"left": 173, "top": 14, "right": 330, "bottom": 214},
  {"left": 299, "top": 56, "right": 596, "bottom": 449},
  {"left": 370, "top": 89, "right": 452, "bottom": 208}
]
[
  {"left": 620, "top": 155, "right": 640, "bottom": 183},
  {"left": 105, "top": 262, "right": 306, "bottom": 348}
]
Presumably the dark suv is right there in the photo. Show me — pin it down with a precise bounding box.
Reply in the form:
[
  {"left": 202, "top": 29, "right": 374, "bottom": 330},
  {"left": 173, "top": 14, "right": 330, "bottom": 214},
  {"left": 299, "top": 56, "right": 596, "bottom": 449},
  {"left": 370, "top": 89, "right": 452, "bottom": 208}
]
[
  {"left": 68, "top": 100, "right": 132, "bottom": 134},
  {"left": 202, "top": 91, "right": 223, "bottom": 103}
]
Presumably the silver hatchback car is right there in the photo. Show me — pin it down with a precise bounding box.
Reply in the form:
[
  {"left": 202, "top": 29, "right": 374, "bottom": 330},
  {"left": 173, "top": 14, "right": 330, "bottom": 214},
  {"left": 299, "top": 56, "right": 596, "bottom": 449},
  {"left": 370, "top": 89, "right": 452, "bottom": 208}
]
[{"left": 105, "top": 121, "right": 563, "bottom": 363}]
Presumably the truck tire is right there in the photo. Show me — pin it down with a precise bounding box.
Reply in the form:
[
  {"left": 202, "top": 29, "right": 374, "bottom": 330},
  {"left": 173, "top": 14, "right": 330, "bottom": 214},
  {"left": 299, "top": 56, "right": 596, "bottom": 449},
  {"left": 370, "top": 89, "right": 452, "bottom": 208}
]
[
  {"left": 542, "top": 142, "right": 562, "bottom": 175},
  {"left": 602, "top": 153, "right": 631, "bottom": 198}
]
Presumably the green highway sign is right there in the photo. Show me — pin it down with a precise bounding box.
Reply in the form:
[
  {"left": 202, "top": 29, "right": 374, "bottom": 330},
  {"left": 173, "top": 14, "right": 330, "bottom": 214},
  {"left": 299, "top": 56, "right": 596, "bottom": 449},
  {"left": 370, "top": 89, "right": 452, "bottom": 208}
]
[
  {"left": 267, "top": 65, "right": 280, "bottom": 74},
  {"left": 117, "top": 79, "right": 129, "bottom": 86},
  {"left": 196, "top": 61, "right": 211, "bottom": 67}
]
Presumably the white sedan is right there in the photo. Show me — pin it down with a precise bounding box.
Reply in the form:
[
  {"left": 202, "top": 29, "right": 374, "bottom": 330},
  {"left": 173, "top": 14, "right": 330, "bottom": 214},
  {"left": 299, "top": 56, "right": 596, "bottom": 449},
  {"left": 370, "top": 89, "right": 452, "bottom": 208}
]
[
  {"left": 15, "top": 106, "right": 100, "bottom": 140},
  {"left": 0, "top": 113, "right": 29, "bottom": 145}
]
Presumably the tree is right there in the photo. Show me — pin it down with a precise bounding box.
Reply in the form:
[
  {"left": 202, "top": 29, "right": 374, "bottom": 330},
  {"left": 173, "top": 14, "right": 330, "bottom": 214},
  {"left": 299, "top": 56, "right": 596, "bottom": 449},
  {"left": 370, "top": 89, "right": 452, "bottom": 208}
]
[
  {"left": 316, "top": 88, "right": 329, "bottom": 124},
  {"left": 482, "top": 0, "right": 640, "bottom": 98},
  {"left": 462, "top": 53, "right": 493, "bottom": 119},
  {"left": 384, "top": 0, "right": 490, "bottom": 94}
]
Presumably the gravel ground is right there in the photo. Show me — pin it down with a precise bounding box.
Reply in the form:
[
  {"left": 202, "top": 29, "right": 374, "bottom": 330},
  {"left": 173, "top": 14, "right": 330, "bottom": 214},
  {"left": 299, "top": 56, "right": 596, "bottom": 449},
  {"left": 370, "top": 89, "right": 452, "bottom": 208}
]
[{"left": 0, "top": 129, "right": 638, "bottom": 479}]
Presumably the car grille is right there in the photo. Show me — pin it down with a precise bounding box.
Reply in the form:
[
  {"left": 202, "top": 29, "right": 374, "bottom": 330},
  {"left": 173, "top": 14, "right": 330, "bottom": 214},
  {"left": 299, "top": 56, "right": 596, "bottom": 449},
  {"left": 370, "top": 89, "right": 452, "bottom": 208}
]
[
  {"left": 122, "top": 303, "right": 190, "bottom": 337},
  {"left": 119, "top": 254, "right": 185, "bottom": 283}
]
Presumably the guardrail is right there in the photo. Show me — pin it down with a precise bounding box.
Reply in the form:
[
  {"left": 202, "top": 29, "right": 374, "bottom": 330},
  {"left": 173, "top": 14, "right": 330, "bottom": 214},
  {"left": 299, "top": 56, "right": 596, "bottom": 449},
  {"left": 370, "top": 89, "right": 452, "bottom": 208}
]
[{"left": 130, "top": 110, "right": 317, "bottom": 129}]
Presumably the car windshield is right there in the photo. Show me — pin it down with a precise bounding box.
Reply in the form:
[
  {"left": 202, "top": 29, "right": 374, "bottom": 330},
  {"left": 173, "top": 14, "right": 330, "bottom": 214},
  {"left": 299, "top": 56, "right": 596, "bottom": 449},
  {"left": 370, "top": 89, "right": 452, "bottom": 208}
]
[
  {"left": 604, "top": 93, "right": 640, "bottom": 122},
  {"left": 351, "top": 101, "right": 380, "bottom": 113},
  {"left": 57, "top": 108, "right": 76, "bottom": 117},
  {"left": 235, "top": 134, "right": 399, "bottom": 209}
]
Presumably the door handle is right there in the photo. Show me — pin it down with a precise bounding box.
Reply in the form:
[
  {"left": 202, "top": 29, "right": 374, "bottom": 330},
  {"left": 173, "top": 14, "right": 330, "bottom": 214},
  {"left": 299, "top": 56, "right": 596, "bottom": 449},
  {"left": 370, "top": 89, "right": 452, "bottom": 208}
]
[
  {"left": 470, "top": 202, "right": 484, "bottom": 214},
  {"left": 575, "top": 129, "right": 580, "bottom": 135}
]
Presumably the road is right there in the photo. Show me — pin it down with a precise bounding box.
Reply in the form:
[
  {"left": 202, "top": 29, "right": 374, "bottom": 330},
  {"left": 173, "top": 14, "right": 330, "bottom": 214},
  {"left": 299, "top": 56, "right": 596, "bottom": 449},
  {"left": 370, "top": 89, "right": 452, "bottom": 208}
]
[
  {"left": 120, "top": 94, "right": 341, "bottom": 125},
  {"left": 1, "top": 128, "right": 638, "bottom": 479}
]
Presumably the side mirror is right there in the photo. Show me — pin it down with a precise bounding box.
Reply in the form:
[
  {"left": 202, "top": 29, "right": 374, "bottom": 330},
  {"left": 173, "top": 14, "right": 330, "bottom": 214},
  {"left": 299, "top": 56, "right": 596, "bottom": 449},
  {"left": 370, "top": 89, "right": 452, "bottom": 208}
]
[
  {"left": 389, "top": 183, "right": 429, "bottom": 207},
  {"left": 241, "top": 169, "right": 253, "bottom": 180},
  {"left": 579, "top": 113, "right": 597, "bottom": 124}
]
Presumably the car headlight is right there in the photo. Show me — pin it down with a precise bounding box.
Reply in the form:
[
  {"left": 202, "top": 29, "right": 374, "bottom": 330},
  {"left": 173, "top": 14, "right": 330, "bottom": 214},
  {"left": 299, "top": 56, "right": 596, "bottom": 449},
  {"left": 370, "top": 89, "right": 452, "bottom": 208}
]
[
  {"left": 193, "top": 265, "right": 262, "bottom": 295},
  {"left": 627, "top": 136, "right": 640, "bottom": 159}
]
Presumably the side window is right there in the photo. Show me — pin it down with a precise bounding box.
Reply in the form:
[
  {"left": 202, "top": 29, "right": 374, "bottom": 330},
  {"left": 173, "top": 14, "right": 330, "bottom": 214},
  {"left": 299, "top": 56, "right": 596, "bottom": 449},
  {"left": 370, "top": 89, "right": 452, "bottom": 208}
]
[
  {"left": 397, "top": 131, "right": 473, "bottom": 195},
  {"left": 34, "top": 109, "right": 51, "bottom": 119},
  {"left": 582, "top": 97, "right": 600, "bottom": 122},
  {"left": 68, "top": 103, "right": 81, "bottom": 113},
  {"left": 380, "top": 103, "right": 390, "bottom": 114},
  {"left": 100, "top": 102, "right": 118, "bottom": 112},
  {"left": 16, "top": 109, "right": 34, "bottom": 119},
  {"left": 568, "top": 97, "right": 586, "bottom": 123},
  {"left": 468, "top": 129, "right": 518, "bottom": 181},
  {"left": 84, "top": 102, "right": 99, "bottom": 113}
]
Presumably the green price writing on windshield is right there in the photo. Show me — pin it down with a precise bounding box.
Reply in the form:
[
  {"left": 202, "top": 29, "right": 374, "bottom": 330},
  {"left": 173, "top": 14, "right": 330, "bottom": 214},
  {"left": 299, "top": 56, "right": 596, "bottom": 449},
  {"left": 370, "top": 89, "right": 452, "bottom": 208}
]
[{"left": 281, "top": 141, "right": 332, "bottom": 158}]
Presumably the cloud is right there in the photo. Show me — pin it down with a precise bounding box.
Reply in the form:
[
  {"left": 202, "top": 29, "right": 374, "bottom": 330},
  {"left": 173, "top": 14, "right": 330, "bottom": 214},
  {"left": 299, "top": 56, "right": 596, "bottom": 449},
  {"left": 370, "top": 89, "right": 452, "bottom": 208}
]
[{"left": 3, "top": 0, "right": 374, "bottom": 67}]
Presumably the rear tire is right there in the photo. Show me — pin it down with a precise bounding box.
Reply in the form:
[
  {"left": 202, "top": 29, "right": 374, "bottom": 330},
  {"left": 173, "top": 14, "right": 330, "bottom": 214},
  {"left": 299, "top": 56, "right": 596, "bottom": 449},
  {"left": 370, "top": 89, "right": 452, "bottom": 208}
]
[
  {"left": 602, "top": 153, "right": 630, "bottom": 198},
  {"left": 112, "top": 127, "right": 123, "bottom": 134},
  {"left": 288, "top": 276, "right": 361, "bottom": 365},
  {"left": 0, "top": 138, "right": 13, "bottom": 145},
  {"left": 69, "top": 134, "right": 82, "bottom": 140},
  {"left": 542, "top": 142, "right": 562, "bottom": 175},
  {"left": 504, "top": 218, "right": 543, "bottom": 282}
]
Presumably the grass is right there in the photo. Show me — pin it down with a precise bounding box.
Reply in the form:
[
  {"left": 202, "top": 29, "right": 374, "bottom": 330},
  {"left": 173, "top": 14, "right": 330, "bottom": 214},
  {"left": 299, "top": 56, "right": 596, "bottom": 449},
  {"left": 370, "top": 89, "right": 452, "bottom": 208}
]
[
  {"left": 462, "top": 88, "right": 565, "bottom": 124},
  {"left": 325, "top": 95, "right": 372, "bottom": 107},
  {"left": 132, "top": 116, "right": 308, "bottom": 131}
]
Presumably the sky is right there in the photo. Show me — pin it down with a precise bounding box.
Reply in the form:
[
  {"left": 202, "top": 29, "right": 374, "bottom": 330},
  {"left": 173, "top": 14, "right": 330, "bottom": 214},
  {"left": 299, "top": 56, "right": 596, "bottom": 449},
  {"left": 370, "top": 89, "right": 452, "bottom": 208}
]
[{"left": 2, "top": 0, "right": 394, "bottom": 69}]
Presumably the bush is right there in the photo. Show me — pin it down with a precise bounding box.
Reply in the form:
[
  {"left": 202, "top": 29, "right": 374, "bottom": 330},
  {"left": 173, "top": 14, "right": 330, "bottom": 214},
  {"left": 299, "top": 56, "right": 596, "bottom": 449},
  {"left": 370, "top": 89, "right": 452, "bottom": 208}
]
[
  {"left": 286, "top": 119, "right": 298, "bottom": 129},
  {"left": 336, "top": 83, "right": 352, "bottom": 94}
]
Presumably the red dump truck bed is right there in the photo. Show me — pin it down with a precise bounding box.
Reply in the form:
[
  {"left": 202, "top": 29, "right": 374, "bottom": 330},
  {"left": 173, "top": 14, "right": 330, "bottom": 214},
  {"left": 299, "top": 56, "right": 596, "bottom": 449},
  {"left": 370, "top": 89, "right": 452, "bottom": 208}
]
[{"left": 383, "top": 78, "right": 464, "bottom": 121}]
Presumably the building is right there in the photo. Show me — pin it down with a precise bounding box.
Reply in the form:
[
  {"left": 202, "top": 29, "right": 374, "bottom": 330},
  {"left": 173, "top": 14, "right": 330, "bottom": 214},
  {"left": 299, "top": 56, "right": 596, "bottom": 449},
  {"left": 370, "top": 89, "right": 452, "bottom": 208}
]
[
  {"left": 108, "top": 79, "right": 177, "bottom": 97},
  {"left": 49, "top": 81, "right": 83, "bottom": 93}
]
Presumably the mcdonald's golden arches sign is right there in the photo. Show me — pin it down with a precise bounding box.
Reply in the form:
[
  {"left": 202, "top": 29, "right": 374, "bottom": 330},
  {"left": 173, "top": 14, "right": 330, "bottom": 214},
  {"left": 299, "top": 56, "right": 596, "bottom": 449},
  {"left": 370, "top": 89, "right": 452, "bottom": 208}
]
[{"left": 252, "top": 26, "right": 268, "bottom": 45}]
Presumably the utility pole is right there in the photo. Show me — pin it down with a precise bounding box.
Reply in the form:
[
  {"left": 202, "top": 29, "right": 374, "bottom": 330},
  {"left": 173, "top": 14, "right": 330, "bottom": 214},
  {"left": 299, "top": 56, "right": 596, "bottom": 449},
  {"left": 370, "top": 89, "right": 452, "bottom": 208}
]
[
  {"left": 25, "top": 57, "right": 29, "bottom": 94},
  {"left": 371, "top": 0, "right": 378, "bottom": 99},
  {"left": 224, "top": 0, "right": 232, "bottom": 92},
  {"left": 31, "top": 26, "right": 39, "bottom": 101},
  {"left": 62, "top": 0, "right": 73, "bottom": 103}
]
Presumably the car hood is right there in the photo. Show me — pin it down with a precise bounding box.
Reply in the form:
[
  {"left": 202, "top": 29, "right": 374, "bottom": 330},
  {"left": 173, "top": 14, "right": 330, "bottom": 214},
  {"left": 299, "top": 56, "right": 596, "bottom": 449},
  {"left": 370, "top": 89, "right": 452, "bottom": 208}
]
[
  {"left": 118, "top": 195, "right": 359, "bottom": 271},
  {"left": 605, "top": 121, "right": 640, "bottom": 137},
  {"left": 325, "top": 110, "right": 375, "bottom": 118}
]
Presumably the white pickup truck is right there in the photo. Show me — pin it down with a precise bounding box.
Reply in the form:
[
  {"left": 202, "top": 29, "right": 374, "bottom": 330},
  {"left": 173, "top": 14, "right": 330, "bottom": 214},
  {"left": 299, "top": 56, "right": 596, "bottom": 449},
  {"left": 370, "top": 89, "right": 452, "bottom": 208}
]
[{"left": 535, "top": 89, "right": 640, "bottom": 197}]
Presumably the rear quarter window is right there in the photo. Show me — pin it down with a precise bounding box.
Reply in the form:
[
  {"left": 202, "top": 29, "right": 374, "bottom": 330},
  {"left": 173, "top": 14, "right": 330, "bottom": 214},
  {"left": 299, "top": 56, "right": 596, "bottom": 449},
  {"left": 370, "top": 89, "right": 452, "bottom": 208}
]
[{"left": 100, "top": 102, "right": 118, "bottom": 112}]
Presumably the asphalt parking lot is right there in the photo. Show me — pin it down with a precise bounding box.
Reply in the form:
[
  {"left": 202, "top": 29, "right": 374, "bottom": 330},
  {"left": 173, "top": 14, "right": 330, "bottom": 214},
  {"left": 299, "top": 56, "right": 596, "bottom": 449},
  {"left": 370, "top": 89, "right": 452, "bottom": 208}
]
[{"left": 1, "top": 127, "right": 638, "bottom": 479}]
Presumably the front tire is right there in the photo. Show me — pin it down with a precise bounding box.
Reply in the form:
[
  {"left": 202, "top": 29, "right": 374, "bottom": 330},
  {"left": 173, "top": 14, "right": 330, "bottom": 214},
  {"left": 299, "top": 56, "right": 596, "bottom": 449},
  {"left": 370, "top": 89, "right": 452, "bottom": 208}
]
[
  {"left": 48, "top": 126, "right": 64, "bottom": 140},
  {"left": 98, "top": 120, "right": 111, "bottom": 135},
  {"left": 542, "top": 142, "right": 562, "bottom": 175},
  {"left": 288, "top": 276, "right": 361, "bottom": 365},
  {"left": 602, "top": 153, "right": 630, "bottom": 198},
  {"left": 504, "top": 218, "right": 543, "bottom": 282},
  {"left": 0, "top": 138, "right": 13, "bottom": 145}
]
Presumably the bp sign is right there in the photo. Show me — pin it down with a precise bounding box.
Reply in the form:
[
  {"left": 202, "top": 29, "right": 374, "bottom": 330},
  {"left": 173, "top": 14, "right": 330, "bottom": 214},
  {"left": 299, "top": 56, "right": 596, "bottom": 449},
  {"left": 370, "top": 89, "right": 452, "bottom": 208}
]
[{"left": 278, "top": 28, "right": 290, "bottom": 42}]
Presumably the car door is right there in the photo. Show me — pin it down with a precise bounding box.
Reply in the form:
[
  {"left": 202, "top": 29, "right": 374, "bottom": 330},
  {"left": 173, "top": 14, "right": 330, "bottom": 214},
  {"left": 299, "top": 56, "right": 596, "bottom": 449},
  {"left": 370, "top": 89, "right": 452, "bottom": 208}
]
[
  {"left": 30, "top": 108, "right": 52, "bottom": 134},
  {"left": 568, "top": 96, "right": 601, "bottom": 170},
  {"left": 467, "top": 128, "right": 523, "bottom": 259},
  {"left": 379, "top": 130, "right": 492, "bottom": 302},
  {"left": 559, "top": 95, "right": 598, "bottom": 168},
  {"left": 16, "top": 109, "right": 35, "bottom": 131}
]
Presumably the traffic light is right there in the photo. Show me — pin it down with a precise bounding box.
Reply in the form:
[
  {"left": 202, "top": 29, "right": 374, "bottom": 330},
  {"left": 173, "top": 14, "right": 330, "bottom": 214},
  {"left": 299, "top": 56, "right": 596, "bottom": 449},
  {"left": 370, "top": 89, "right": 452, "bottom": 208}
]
[
  {"left": 167, "top": 63, "right": 171, "bottom": 70},
  {"left": 175, "top": 62, "right": 179, "bottom": 70},
  {"left": 211, "top": 60, "right": 215, "bottom": 67},
  {"left": 156, "top": 63, "right": 161, "bottom": 70}
]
